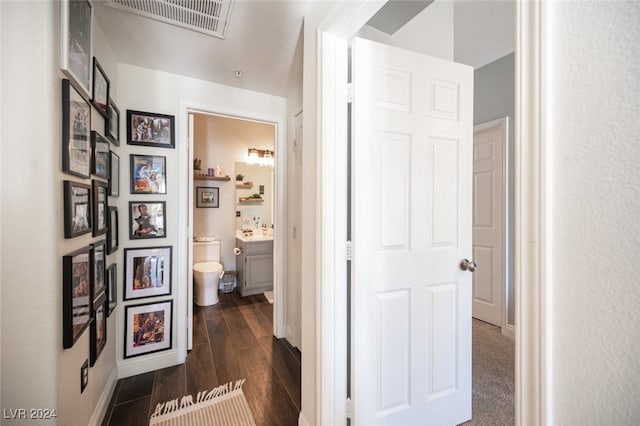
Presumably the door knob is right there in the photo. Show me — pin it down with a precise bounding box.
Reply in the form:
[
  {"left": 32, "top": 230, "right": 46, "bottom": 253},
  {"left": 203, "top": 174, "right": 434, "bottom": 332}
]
[{"left": 460, "top": 259, "right": 477, "bottom": 272}]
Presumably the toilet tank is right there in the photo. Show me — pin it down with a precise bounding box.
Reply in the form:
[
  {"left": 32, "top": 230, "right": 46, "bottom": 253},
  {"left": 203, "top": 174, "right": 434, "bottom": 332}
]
[{"left": 193, "top": 240, "right": 221, "bottom": 264}]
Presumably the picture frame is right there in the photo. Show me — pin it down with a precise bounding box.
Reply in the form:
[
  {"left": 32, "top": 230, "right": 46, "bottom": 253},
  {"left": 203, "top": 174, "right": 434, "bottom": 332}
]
[
  {"left": 91, "top": 131, "right": 110, "bottom": 178},
  {"left": 129, "top": 201, "right": 166, "bottom": 239},
  {"left": 80, "top": 359, "right": 89, "bottom": 393},
  {"left": 92, "top": 180, "right": 108, "bottom": 237},
  {"left": 91, "top": 57, "right": 109, "bottom": 118},
  {"left": 127, "top": 110, "right": 175, "bottom": 148},
  {"left": 63, "top": 246, "right": 92, "bottom": 349},
  {"left": 90, "top": 293, "right": 107, "bottom": 366},
  {"left": 106, "top": 98, "right": 120, "bottom": 145},
  {"left": 123, "top": 246, "right": 172, "bottom": 301},
  {"left": 124, "top": 299, "right": 172, "bottom": 359},
  {"left": 109, "top": 151, "right": 119, "bottom": 196},
  {"left": 63, "top": 180, "right": 92, "bottom": 238},
  {"left": 62, "top": 79, "right": 91, "bottom": 178},
  {"left": 106, "top": 263, "right": 117, "bottom": 316},
  {"left": 196, "top": 186, "right": 220, "bottom": 208},
  {"left": 60, "top": 0, "right": 93, "bottom": 99},
  {"left": 91, "top": 240, "right": 106, "bottom": 301},
  {"left": 107, "top": 207, "right": 118, "bottom": 254},
  {"left": 130, "top": 154, "right": 167, "bottom": 194}
]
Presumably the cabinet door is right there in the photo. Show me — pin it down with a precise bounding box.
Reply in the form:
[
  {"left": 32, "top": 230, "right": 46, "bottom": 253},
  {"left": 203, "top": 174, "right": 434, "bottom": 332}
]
[{"left": 245, "top": 254, "right": 273, "bottom": 293}]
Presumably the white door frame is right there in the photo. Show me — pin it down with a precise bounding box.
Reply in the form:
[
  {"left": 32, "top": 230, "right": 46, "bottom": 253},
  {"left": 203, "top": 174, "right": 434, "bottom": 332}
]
[
  {"left": 177, "top": 101, "right": 288, "bottom": 361},
  {"left": 316, "top": 1, "right": 550, "bottom": 425}
]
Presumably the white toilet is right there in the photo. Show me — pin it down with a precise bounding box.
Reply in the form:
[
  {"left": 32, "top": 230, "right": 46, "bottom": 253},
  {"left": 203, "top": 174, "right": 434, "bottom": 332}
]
[{"left": 193, "top": 239, "right": 224, "bottom": 306}]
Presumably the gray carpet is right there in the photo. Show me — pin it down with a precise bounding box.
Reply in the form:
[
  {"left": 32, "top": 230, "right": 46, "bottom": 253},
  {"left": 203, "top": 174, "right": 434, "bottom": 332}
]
[{"left": 461, "top": 319, "right": 515, "bottom": 425}]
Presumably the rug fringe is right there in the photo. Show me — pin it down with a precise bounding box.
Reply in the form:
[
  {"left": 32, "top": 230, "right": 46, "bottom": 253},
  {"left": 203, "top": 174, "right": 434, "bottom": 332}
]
[{"left": 150, "top": 379, "right": 246, "bottom": 419}]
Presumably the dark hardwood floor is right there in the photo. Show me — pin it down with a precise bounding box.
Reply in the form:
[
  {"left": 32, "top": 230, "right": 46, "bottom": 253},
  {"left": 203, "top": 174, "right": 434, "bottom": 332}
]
[{"left": 102, "top": 291, "right": 301, "bottom": 426}]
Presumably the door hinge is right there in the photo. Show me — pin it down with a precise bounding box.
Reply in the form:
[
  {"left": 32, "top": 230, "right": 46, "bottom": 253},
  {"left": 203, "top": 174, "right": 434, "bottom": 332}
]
[
  {"left": 347, "top": 82, "right": 353, "bottom": 104},
  {"left": 346, "top": 240, "right": 353, "bottom": 261},
  {"left": 345, "top": 397, "right": 352, "bottom": 419}
]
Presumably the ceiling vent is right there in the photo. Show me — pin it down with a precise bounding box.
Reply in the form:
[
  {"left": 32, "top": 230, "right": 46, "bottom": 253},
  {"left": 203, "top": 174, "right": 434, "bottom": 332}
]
[{"left": 104, "top": 0, "right": 235, "bottom": 39}]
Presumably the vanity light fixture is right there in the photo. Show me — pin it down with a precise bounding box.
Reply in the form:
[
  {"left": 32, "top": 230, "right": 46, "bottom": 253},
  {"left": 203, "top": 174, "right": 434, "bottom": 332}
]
[{"left": 246, "top": 148, "right": 275, "bottom": 166}]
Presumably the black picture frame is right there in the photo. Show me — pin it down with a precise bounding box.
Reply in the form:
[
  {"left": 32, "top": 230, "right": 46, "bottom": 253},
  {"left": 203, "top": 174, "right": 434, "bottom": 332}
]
[
  {"left": 91, "top": 57, "right": 109, "bottom": 119},
  {"left": 126, "top": 110, "right": 175, "bottom": 148},
  {"left": 109, "top": 151, "right": 119, "bottom": 196},
  {"left": 62, "top": 79, "right": 91, "bottom": 178},
  {"left": 107, "top": 206, "right": 118, "bottom": 254},
  {"left": 91, "top": 240, "right": 106, "bottom": 302},
  {"left": 124, "top": 300, "right": 173, "bottom": 359},
  {"left": 129, "top": 201, "right": 166, "bottom": 239},
  {"left": 130, "top": 154, "right": 167, "bottom": 194},
  {"left": 106, "top": 263, "right": 117, "bottom": 316},
  {"left": 196, "top": 186, "right": 220, "bottom": 208},
  {"left": 123, "top": 246, "right": 172, "bottom": 301},
  {"left": 91, "top": 131, "right": 110, "bottom": 178},
  {"left": 80, "top": 359, "right": 89, "bottom": 393},
  {"left": 63, "top": 180, "right": 92, "bottom": 238},
  {"left": 106, "top": 98, "right": 120, "bottom": 145},
  {"left": 60, "top": 0, "right": 92, "bottom": 99},
  {"left": 92, "top": 180, "right": 108, "bottom": 237},
  {"left": 63, "top": 246, "right": 92, "bottom": 349},
  {"left": 90, "top": 293, "right": 107, "bottom": 366}
]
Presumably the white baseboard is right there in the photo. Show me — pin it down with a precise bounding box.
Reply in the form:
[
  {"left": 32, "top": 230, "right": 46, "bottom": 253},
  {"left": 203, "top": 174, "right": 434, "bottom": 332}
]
[
  {"left": 117, "top": 350, "right": 181, "bottom": 378},
  {"left": 88, "top": 366, "right": 118, "bottom": 426},
  {"left": 502, "top": 323, "right": 515, "bottom": 341},
  {"left": 298, "top": 412, "right": 312, "bottom": 426}
]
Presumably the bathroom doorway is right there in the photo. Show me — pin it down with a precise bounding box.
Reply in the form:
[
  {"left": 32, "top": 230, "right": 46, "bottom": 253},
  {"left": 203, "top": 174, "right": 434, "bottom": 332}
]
[{"left": 183, "top": 107, "right": 287, "bottom": 351}]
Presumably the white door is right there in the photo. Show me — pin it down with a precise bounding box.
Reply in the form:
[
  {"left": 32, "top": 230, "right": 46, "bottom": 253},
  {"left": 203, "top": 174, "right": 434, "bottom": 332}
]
[
  {"left": 352, "top": 37, "right": 473, "bottom": 425},
  {"left": 472, "top": 119, "right": 507, "bottom": 327},
  {"left": 187, "top": 113, "right": 195, "bottom": 350}
]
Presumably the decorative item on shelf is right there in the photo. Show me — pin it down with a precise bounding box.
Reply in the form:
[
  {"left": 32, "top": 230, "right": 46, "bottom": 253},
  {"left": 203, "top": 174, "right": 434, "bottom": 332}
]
[
  {"left": 194, "top": 158, "right": 202, "bottom": 171},
  {"left": 236, "top": 174, "right": 244, "bottom": 181}
]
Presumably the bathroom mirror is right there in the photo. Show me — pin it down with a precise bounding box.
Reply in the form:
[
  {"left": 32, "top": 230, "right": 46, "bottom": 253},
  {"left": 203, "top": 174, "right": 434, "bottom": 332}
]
[{"left": 235, "top": 162, "right": 274, "bottom": 232}]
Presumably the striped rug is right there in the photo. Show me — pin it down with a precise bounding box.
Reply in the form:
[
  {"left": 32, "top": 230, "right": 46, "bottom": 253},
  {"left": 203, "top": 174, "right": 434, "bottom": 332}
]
[{"left": 149, "top": 379, "right": 255, "bottom": 426}]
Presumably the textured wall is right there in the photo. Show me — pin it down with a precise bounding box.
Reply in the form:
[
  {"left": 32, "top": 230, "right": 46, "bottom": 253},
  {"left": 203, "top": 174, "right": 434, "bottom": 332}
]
[{"left": 548, "top": 1, "right": 640, "bottom": 422}]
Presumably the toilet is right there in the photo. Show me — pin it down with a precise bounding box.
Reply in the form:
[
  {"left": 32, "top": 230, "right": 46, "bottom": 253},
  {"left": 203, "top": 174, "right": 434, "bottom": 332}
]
[{"left": 193, "top": 239, "right": 224, "bottom": 306}]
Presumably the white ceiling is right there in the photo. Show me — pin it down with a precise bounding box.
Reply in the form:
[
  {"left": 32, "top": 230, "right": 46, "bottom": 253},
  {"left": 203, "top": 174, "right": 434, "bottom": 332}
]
[{"left": 93, "top": 0, "right": 514, "bottom": 98}]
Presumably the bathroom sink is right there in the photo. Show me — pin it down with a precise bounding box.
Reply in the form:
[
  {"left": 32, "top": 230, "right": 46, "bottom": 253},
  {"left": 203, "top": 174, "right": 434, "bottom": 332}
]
[{"left": 236, "top": 232, "right": 273, "bottom": 242}]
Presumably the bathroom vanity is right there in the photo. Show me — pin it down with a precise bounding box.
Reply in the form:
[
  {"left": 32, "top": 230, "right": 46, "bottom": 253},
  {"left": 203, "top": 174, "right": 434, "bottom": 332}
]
[{"left": 235, "top": 235, "right": 273, "bottom": 297}]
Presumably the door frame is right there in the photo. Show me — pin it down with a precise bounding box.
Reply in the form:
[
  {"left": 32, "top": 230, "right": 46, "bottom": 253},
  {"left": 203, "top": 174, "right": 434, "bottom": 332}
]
[{"left": 316, "top": 0, "right": 550, "bottom": 425}]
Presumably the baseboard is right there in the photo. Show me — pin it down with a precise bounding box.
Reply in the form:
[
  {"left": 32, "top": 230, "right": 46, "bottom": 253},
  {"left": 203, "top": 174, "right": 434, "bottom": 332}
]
[
  {"left": 117, "top": 349, "right": 181, "bottom": 378},
  {"left": 502, "top": 323, "right": 515, "bottom": 341},
  {"left": 88, "top": 366, "right": 118, "bottom": 426},
  {"left": 298, "top": 412, "right": 312, "bottom": 426}
]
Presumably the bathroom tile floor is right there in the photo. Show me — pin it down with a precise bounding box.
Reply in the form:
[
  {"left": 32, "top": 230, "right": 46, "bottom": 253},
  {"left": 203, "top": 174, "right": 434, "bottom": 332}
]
[{"left": 102, "top": 291, "right": 301, "bottom": 426}]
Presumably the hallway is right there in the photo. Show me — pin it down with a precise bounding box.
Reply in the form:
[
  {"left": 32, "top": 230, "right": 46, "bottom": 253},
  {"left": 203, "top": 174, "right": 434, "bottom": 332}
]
[{"left": 102, "top": 292, "right": 301, "bottom": 425}]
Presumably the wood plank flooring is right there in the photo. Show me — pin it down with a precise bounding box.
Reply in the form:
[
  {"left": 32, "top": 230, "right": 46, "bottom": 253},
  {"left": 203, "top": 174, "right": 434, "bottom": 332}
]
[{"left": 102, "top": 291, "right": 301, "bottom": 426}]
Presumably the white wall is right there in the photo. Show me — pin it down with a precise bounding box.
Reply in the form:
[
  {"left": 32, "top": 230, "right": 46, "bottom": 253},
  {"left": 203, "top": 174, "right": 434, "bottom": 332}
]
[
  {"left": 545, "top": 2, "right": 640, "bottom": 422},
  {"left": 1, "top": 2, "right": 119, "bottom": 425},
  {"left": 357, "top": 0, "right": 453, "bottom": 61}
]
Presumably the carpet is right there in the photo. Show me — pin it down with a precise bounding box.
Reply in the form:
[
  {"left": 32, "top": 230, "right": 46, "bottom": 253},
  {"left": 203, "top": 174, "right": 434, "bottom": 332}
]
[{"left": 149, "top": 379, "right": 255, "bottom": 426}]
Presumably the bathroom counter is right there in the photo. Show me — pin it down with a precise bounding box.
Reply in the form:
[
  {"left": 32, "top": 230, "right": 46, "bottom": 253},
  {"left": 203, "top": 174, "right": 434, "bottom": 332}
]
[{"left": 236, "top": 233, "right": 274, "bottom": 243}]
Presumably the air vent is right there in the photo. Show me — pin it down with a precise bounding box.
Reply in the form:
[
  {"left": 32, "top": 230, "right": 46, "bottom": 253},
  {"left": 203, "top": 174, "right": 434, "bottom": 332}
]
[{"left": 105, "top": 0, "right": 235, "bottom": 39}]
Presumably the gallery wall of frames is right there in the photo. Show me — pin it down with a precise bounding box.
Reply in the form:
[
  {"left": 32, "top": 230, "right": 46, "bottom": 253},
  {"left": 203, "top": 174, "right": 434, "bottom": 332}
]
[{"left": 60, "top": 0, "right": 176, "bottom": 393}]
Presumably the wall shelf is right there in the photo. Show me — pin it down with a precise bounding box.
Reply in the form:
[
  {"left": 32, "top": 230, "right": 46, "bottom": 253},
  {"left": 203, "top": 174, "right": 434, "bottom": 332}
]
[
  {"left": 236, "top": 182, "right": 254, "bottom": 189},
  {"left": 194, "top": 174, "right": 231, "bottom": 181},
  {"left": 238, "top": 198, "right": 263, "bottom": 203}
]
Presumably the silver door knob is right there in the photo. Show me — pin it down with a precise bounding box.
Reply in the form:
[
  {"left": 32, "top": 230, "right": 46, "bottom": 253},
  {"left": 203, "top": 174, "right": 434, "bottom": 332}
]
[{"left": 460, "top": 259, "right": 477, "bottom": 272}]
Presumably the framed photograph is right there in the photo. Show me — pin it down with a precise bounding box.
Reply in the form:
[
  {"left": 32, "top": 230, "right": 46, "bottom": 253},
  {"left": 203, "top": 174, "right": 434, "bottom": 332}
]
[
  {"left": 62, "top": 79, "right": 91, "bottom": 178},
  {"left": 64, "top": 180, "right": 92, "bottom": 238},
  {"left": 123, "top": 246, "right": 172, "bottom": 300},
  {"left": 63, "top": 246, "right": 92, "bottom": 349},
  {"left": 124, "top": 299, "right": 172, "bottom": 358},
  {"left": 92, "top": 180, "right": 108, "bottom": 237},
  {"left": 127, "top": 110, "right": 175, "bottom": 148},
  {"left": 106, "top": 98, "right": 120, "bottom": 145},
  {"left": 130, "top": 154, "right": 166, "bottom": 194},
  {"left": 60, "top": 0, "right": 92, "bottom": 99},
  {"left": 91, "top": 131, "right": 110, "bottom": 178},
  {"left": 91, "top": 57, "right": 109, "bottom": 118},
  {"left": 106, "top": 263, "right": 117, "bottom": 316},
  {"left": 90, "top": 293, "right": 107, "bottom": 366},
  {"left": 109, "top": 151, "right": 119, "bottom": 196},
  {"left": 91, "top": 240, "right": 106, "bottom": 301},
  {"left": 80, "top": 359, "right": 89, "bottom": 393},
  {"left": 129, "top": 201, "right": 166, "bottom": 239},
  {"left": 196, "top": 186, "right": 220, "bottom": 208},
  {"left": 107, "top": 207, "right": 118, "bottom": 254}
]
